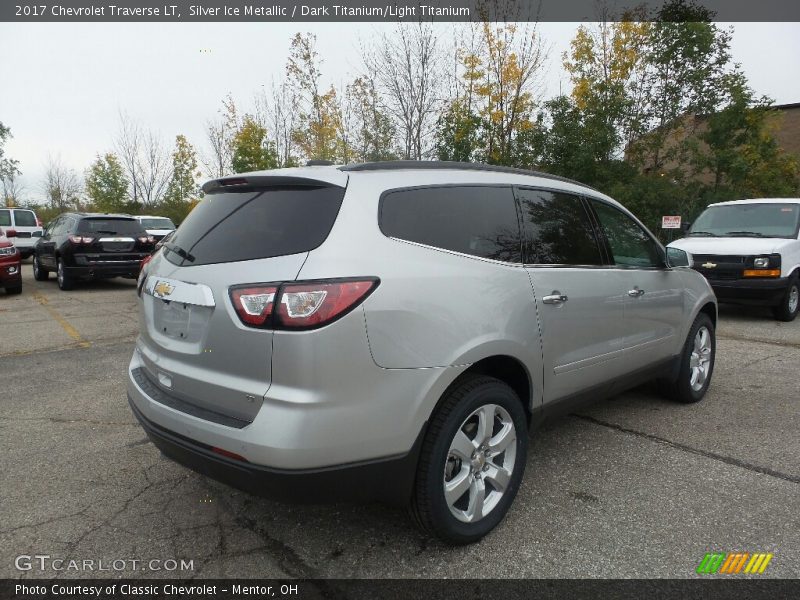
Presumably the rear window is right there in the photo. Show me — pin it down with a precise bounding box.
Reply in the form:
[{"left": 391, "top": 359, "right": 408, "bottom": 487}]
[
  {"left": 0, "top": 210, "right": 10, "bottom": 227},
  {"left": 164, "top": 186, "right": 345, "bottom": 267},
  {"left": 13, "top": 210, "right": 37, "bottom": 227},
  {"left": 139, "top": 217, "right": 175, "bottom": 230},
  {"left": 380, "top": 186, "right": 521, "bottom": 262},
  {"left": 77, "top": 218, "right": 145, "bottom": 235}
]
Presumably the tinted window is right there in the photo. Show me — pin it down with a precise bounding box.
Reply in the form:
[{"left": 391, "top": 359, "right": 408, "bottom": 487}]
[
  {"left": 590, "top": 200, "right": 663, "bottom": 268},
  {"left": 139, "top": 217, "right": 175, "bottom": 230},
  {"left": 517, "top": 188, "right": 603, "bottom": 265},
  {"left": 0, "top": 210, "right": 10, "bottom": 227},
  {"left": 13, "top": 210, "right": 36, "bottom": 227},
  {"left": 77, "top": 218, "right": 144, "bottom": 235},
  {"left": 380, "top": 186, "right": 521, "bottom": 262},
  {"left": 165, "top": 186, "right": 345, "bottom": 267}
]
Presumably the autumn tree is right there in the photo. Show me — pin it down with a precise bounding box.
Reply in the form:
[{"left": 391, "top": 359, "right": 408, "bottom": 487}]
[
  {"left": 287, "top": 33, "right": 348, "bottom": 162},
  {"left": 256, "top": 80, "right": 301, "bottom": 167},
  {"left": 115, "top": 113, "right": 171, "bottom": 207},
  {"left": 202, "top": 94, "right": 239, "bottom": 177},
  {"left": 231, "top": 116, "right": 279, "bottom": 173},
  {"left": 160, "top": 135, "right": 201, "bottom": 225},
  {"left": 85, "top": 153, "right": 130, "bottom": 212}
]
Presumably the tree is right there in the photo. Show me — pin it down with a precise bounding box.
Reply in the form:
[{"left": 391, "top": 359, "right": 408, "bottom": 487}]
[
  {"left": 1, "top": 122, "right": 22, "bottom": 206},
  {"left": 43, "top": 156, "right": 82, "bottom": 211},
  {"left": 256, "top": 80, "right": 301, "bottom": 168},
  {"left": 202, "top": 94, "right": 239, "bottom": 177},
  {"left": 362, "top": 23, "right": 444, "bottom": 160},
  {"left": 115, "top": 112, "right": 172, "bottom": 207},
  {"left": 160, "top": 135, "right": 201, "bottom": 225},
  {"left": 345, "top": 76, "right": 398, "bottom": 162},
  {"left": 85, "top": 153, "right": 130, "bottom": 212},
  {"left": 287, "top": 33, "right": 348, "bottom": 162},
  {"left": 231, "top": 116, "right": 279, "bottom": 173}
]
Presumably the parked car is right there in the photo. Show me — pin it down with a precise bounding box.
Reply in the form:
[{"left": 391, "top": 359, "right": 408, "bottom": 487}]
[
  {"left": 32, "top": 213, "right": 155, "bottom": 291},
  {"left": 132, "top": 215, "right": 176, "bottom": 243},
  {"left": 128, "top": 162, "right": 717, "bottom": 544},
  {"left": 0, "top": 228, "right": 22, "bottom": 295},
  {"left": 669, "top": 198, "right": 800, "bottom": 321},
  {"left": 0, "top": 207, "right": 43, "bottom": 258}
]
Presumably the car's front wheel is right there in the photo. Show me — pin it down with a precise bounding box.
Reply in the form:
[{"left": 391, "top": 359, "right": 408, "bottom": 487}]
[
  {"left": 410, "top": 375, "right": 528, "bottom": 544},
  {"left": 32, "top": 254, "right": 49, "bottom": 281},
  {"left": 667, "top": 312, "right": 716, "bottom": 403},
  {"left": 772, "top": 274, "right": 799, "bottom": 322}
]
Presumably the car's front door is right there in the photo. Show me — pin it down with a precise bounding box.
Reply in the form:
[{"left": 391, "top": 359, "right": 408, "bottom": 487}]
[
  {"left": 38, "top": 218, "right": 60, "bottom": 268},
  {"left": 587, "top": 198, "right": 686, "bottom": 369},
  {"left": 517, "top": 187, "right": 631, "bottom": 405}
]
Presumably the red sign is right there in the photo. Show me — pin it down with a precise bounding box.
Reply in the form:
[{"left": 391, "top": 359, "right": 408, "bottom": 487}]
[{"left": 662, "top": 215, "right": 682, "bottom": 229}]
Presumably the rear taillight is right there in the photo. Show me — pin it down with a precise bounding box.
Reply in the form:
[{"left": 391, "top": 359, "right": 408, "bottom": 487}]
[
  {"left": 229, "top": 278, "right": 379, "bottom": 330},
  {"left": 230, "top": 286, "right": 279, "bottom": 326},
  {"left": 68, "top": 235, "right": 94, "bottom": 244},
  {"left": 137, "top": 255, "right": 153, "bottom": 296}
]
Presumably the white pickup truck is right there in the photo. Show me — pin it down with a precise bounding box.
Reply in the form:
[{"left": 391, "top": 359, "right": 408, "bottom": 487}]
[{"left": 669, "top": 198, "right": 800, "bottom": 321}]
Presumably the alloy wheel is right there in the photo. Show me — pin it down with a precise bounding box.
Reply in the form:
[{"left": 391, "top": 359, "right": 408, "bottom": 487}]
[{"left": 689, "top": 326, "right": 712, "bottom": 392}]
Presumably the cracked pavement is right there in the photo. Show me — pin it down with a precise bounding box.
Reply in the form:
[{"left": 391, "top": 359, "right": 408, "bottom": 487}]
[{"left": 1, "top": 261, "right": 798, "bottom": 579}]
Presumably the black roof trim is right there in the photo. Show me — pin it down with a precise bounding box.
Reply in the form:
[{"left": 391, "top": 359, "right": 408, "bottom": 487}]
[
  {"left": 338, "top": 161, "right": 596, "bottom": 191},
  {"left": 202, "top": 175, "right": 344, "bottom": 194}
]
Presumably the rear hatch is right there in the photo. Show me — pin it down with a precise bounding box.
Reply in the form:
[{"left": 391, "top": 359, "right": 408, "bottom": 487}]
[
  {"left": 136, "top": 171, "right": 347, "bottom": 424},
  {"left": 74, "top": 217, "right": 153, "bottom": 265}
]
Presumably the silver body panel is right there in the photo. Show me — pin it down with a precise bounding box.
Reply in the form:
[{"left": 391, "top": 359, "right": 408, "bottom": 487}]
[{"left": 128, "top": 166, "right": 716, "bottom": 470}]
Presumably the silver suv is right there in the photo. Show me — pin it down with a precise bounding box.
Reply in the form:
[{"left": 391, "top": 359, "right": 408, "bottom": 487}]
[{"left": 128, "top": 162, "right": 717, "bottom": 544}]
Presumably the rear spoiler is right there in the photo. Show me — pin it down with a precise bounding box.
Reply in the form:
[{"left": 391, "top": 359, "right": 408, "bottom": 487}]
[{"left": 202, "top": 172, "right": 348, "bottom": 194}]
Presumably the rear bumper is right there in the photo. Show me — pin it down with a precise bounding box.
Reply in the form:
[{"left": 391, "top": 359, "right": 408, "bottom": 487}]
[
  {"left": 65, "top": 261, "right": 142, "bottom": 279},
  {"left": 128, "top": 394, "right": 421, "bottom": 505},
  {"left": 708, "top": 277, "right": 789, "bottom": 305}
]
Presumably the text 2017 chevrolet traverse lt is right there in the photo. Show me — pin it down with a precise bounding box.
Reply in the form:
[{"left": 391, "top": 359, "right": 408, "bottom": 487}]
[{"left": 128, "top": 162, "right": 717, "bottom": 543}]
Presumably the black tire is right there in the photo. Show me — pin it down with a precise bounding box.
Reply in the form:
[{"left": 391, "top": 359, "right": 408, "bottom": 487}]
[
  {"left": 410, "top": 375, "right": 528, "bottom": 544},
  {"left": 771, "top": 274, "right": 799, "bottom": 322},
  {"left": 56, "top": 258, "right": 74, "bottom": 291},
  {"left": 32, "top": 254, "right": 49, "bottom": 281},
  {"left": 5, "top": 284, "right": 22, "bottom": 295},
  {"left": 666, "top": 313, "right": 716, "bottom": 404}
]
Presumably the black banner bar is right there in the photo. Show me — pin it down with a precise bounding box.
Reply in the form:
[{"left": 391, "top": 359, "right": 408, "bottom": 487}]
[
  {"left": 3, "top": 0, "right": 800, "bottom": 23},
  {"left": 2, "top": 579, "right": 800, "bottom": 600}
]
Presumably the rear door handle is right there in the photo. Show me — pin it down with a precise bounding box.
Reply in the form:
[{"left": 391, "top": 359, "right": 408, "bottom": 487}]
[
  {"left": 628, "top": 287, "right": 645, "bottom": 297},
  {"left": 542, "top": 292, "right": 568, "bottom": 305}
]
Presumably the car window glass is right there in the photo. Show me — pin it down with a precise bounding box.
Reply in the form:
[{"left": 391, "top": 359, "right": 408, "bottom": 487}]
[
  {"left": 516, "top": 188, "right": 603, "bottom": 265},
  {"left": 380, "top": 186, "right": 521, "bottom": 262},
  {"left": 50, "top": 218, "right": 64, "bottom": 235},
  {"left": 591, "top": 200, "right": 662, "bottom": 268},
  {"left": 0, "top": 210, "right": 10, "bottom": 227},
  {"left": 78, "top": 218, "right": 144, "bottom": 235},
  {"left": 12, "top": 210, "right": 36, "bottom": 227}
]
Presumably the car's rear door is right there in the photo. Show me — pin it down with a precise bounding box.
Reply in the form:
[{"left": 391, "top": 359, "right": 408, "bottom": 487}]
[{"left": 517, "top": 187, "right": 631, "bottom": 405}]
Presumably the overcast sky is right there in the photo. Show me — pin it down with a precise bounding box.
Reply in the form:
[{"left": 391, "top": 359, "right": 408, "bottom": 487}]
[{"left": 1, "top": 21, "right": 799, "bottom": 202}]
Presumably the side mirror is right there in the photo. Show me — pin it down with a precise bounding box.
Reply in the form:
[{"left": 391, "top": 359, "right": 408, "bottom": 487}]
[
  {"left": 4, "top": 228, "right": 17, "bottom": 238},
  {"left": 666, "top": 247, "right": 692, "bottom": 268},
  {"left": 680, "top": 221, "right": 691, "bottom": 233}
]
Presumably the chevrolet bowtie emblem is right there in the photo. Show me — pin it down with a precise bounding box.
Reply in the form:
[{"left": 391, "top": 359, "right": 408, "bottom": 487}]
[
  {"left": 153, "top": 281, "right": 175, "bottom": 298},
  {"left": 701, "top": 262, "right": 717, "bottom": 269}
]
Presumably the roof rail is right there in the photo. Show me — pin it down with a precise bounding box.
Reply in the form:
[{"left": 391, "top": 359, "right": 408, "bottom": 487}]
[{"left": 338, "top": 160, "right": 596, "bottom": 190}]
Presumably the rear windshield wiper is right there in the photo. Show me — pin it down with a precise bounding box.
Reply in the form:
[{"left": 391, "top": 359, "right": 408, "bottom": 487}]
[
  {"left": 163, "top": 241, "right": 195, "bottom": 263},
  {"left": 688, "top": 231, "right": 716, "bottom": 237},
  {"left": 725, "top": 231, "right": 765, "bottom": 237}
]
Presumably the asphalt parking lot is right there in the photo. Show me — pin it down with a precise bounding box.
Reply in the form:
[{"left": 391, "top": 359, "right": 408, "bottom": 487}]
[{"left": 1, "top": 259, "right": 798, "bottom": 580}]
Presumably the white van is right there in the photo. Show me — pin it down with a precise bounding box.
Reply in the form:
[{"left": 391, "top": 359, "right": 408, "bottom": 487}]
[
  {"left": 0, "top": 207, "right": 44, "bottom": 258},
  {"left": 669, "top": 199, "right": 800, "bottom": 321},
  {"left": 131, "top": 215, "right": 176, "bottom": 243}
]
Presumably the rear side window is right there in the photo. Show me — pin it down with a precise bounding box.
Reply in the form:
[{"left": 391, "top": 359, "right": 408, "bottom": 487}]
[
  {"left": 78, "top": 218, "right": 144, "bottom": 235},
  {"left": 380, "top": 186, "right": 521, "bottom": 262},
  {"left": 165, "top": 186, "right": 345, "bottom": 267},
  {"left": 13, "top": 210, "right": 36, "bottom": 227},
  {"left": 516, "top": 188, "right": 603, "bottom": 265},
  {"left": 0, "top": 210, "right": 10, "bottom": 227}
]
